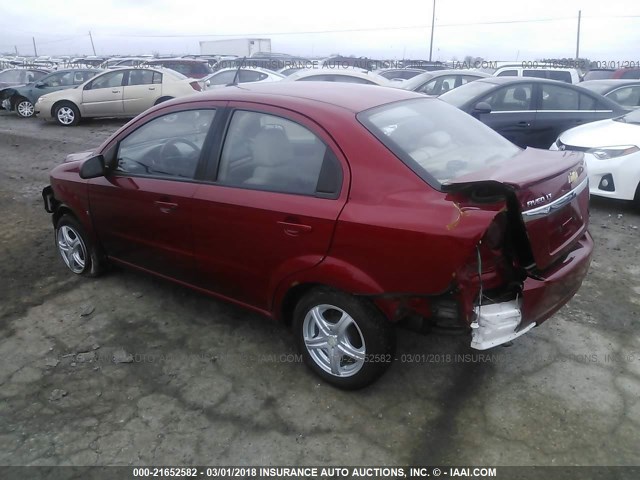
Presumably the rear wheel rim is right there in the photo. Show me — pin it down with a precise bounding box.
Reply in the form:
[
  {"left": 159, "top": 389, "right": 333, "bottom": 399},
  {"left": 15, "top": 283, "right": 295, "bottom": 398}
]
[
  {"left": 302, "top": 304, "right": 366, "bottom": 377},
  {"left": 57, "top": 106, "right": 75, "bottom": 125},
  {"left": 57, "top": 225, "right": 86, "bottom": 273},
  {"left": 17, "top": 100, "right": 34, "bottom": 117}
]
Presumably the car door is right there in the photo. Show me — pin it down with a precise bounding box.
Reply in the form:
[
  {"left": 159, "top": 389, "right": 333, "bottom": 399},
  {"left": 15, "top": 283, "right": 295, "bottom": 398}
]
[
  {"left": 474, "top": 83, "right": 537, "bottom": 148},
  {"left": 122, "top": 69, "right": 162, "bottom": 115},
  {"left": 81, "top": 70, "right": 126, "bottom": 116},
  {"left": 534, "top": 83, "right": 615, "bottom": 148},
  {"left": 88, "top": 108, "right": 219, "bottom": 282},
  {"left": 190, "top": 105, "right": 347, "bottom": 311}
]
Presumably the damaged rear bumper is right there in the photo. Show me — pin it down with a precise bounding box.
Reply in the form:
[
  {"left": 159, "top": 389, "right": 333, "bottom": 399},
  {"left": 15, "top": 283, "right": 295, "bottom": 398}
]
[{"left": 471, "top": 231, "right": 593, "bottom": 350}]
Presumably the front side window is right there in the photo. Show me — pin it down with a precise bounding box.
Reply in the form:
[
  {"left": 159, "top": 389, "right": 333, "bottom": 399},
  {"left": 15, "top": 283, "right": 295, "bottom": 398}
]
[
  {"left": 358, "top": 98, "right": 520, "bottom": 186},
  {"left": 481, "top": 84, "right": 533, "bottom": 111},
  {"left": 497, "top": 69, "right": 518, "bottom": 77},
  {"left": 89, "top": 71, "right": 125, "bottom": 90},
  {"left": 115, "top": 110, "right": 216, "bottom": 179},
  {"left": 217, "top": 111, "right": 340, "bottom": 196}
]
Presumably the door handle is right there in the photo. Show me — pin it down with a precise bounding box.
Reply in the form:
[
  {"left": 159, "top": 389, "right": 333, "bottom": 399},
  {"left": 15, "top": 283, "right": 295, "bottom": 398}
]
[
  {"left": 148, "top": 87, "right": 156, "bottom": 90},
  {"left": 516, "top": 121, "right": 530, "bottom": 128},
  {"left": 112, "top": 90, "right": 120, "bottom": 93},
  {"left": 154, "top": 200, "right": 178, "bottom": 213},
  {"left": 278, "top": 221, "right": 313, "bottom": 236}
]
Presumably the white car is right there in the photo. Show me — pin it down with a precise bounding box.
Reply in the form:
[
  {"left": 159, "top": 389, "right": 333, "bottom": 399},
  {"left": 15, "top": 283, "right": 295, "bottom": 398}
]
[
  {"left": 550, "top": 108, "right": 640, "bottom": 205},
  {"left": 284, "top": 69, "right": 391, "bottom": 86},
  {"left": 201, "top": 67, "right": 283, "bottom": 89},
  {"left": 493, "top": 65, "right": 581, "bottom": 84},
  {"left": 35, "top": 67, "right": 202, "bottom": 126}
]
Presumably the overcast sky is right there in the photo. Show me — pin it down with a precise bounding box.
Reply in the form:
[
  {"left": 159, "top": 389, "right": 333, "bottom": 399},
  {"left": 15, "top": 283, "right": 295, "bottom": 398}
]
[{"left": 2, "top": 0, "right": 639, "bottom": 61}]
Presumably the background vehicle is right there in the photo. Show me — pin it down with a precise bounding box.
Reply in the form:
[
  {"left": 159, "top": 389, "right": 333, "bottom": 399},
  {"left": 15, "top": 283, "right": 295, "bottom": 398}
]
[
  {"left": 285, "top": 69, "right": 390, "bottom": 85},
  {"left": 144, "top": 59, "right": 213, "bottom": 79},
  {"left": 43, "top": 82, "right": 592, "bottom": 388},
  {"left": 493, "top": 65, "right": 581, "bottom": 84},
  {"left": 440, "top": 77, "right": 626, "bottom": 148},
  {"left": 612, "top": 68, "right": 640, "bottom": 79},
  {"left": 35, "top": 67, "right": 201, "bottom": 126},
  {"left": 201, "top": 67, "right": 283, "bottom": 89},
  {"left": 0, "top": 68, "right": 49, "bottom": 89},
  {"left": 580, "top": 80, "right": 640, "bottom": 109},
  {"left": 400, "top": 69, "right": 490, "bottom": 95},
  {"left": 582, "top": 68, "right": 615, "bottom": 81},
  {"left": 1, "top": 69, "right": 101, "bottom": 118},
  {"left": 551, "top": 108, "right": 640, "bottom": 207}
]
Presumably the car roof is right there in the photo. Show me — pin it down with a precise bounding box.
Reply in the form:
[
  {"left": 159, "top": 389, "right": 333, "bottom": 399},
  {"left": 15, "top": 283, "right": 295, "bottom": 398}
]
[
  {"left": 193, "top": 81, "right": 423, "bottom": 112},
  {"left": 285, "top": 69, "right": 390, "bottom": 85},
  {"left": 476, "top": 76, "right": 576, "bottom": 86}
]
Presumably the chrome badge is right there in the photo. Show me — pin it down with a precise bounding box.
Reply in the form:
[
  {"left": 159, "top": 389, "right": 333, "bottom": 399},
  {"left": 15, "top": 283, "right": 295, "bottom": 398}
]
[{"left": 526, "top": 194, "right": 553, "bottom": 208}]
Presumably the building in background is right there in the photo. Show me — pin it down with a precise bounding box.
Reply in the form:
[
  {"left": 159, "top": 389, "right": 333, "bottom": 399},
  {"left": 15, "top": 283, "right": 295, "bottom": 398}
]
[{"left": 199, "top": 38, "right": 271, "bottom": 57}]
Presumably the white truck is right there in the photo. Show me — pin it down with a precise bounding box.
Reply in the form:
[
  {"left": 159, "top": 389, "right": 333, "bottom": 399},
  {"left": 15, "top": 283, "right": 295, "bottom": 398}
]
[{"left": 199, "top": 39, "right": 271, "bottom": 57}]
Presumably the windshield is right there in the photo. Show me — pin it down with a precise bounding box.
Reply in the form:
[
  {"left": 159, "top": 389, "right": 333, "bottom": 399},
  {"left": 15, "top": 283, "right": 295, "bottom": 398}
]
[
  {"left": 401, "top": 72, "right": 434, "bottom": 91},
  {"left": 438, "top": 80, "right": 496, "bottom": 107},
  {"left": 358, "top": 98, "right": 520, "bottom": 187},
  {"left": 615, "top": 108, "right": 640, "bottom": 124}
]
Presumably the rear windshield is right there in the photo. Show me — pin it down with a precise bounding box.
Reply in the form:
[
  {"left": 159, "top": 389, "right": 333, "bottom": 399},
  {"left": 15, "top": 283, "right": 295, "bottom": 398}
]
[{"left": 358, "top": 98, "right": 520, "bottom": 187}]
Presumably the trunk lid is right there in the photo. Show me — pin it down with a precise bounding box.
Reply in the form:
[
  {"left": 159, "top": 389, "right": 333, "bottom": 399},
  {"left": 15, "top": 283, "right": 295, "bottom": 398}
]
[{"left": 444, "top": 148, "right": 589, "bottom": 271}]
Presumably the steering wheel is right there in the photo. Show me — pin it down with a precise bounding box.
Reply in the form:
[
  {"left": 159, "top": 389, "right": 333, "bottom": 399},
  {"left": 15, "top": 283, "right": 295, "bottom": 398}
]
[{"left": 158, "top": 138, "right": 200, "bottom": 163}]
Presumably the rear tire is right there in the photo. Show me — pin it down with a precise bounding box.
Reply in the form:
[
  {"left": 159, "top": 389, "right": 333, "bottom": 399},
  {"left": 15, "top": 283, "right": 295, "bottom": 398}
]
[
  {"left": 55, "top": 214, "right": 104, "bottom": 276},
  {"left": 634, "top": 182, "right": 640, "bottom": 210},
  {"left": 293, "top": 287, "right": 395, "bottom": 389},
  {"left": 54, "top": 102, "right": 80, "bottom": 126},
  {"left": 15, "top": 97, "right": 35, "bottom": 118}
]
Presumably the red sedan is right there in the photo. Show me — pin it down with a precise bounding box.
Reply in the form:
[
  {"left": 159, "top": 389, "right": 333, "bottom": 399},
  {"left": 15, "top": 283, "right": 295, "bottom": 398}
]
[{"left": 43, "top": 82, "right": 593, "bottom": 389}]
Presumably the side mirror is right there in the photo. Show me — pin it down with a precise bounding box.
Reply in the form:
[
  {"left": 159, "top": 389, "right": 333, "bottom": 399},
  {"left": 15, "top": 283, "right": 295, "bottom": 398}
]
[
  {"left": 35, "top": 81, "right": 46, "bottom": 88},
  {"left": 79, "top": 155, "right": 106, "bottom": 179},
  {"left": 472, "top": 102, "right": 492, "bottom": 116}
]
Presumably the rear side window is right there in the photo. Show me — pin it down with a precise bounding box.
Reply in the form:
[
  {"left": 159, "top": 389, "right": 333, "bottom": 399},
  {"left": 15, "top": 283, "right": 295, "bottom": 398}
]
[
  {"left": 540, "top": 84, "right": 591, "bottom": 110},
  {"left": 238, "top": 70, "right": 268, "bottom": 82},
  {"left": 127, "top": 69, "right": 156, "bottom": 86},
  {"left": 523, "top": 69, "right": 546, "bottom": 79},
  {"left": 481, "top": 84, "right": 533, "bottom": 111},
  {"left": 217, "top": 110, "right": 341, "bottom": 196}
]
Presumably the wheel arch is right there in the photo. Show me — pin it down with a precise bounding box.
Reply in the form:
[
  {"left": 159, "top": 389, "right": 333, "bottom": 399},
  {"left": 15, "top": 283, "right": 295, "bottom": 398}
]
[{"left": 51, "top": 99, "right": 80, "bottom": 118}]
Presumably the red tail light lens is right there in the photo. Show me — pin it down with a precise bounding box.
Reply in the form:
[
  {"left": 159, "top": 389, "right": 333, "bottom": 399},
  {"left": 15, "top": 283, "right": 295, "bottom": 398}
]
[{"left": 190, "top": 81, "right": 202, "bottom": 92}]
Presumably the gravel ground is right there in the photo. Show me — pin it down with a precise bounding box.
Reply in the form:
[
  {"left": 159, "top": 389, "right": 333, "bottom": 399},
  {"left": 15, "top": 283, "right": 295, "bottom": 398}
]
[{"left": 0, "top": 111, "right": 639, "bottom": 469}]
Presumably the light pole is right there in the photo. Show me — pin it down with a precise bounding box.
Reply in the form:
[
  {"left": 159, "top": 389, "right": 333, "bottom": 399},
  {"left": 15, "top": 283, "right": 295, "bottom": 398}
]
[{"left": 429, "top": 0, "right": 436, "bottom": 61}]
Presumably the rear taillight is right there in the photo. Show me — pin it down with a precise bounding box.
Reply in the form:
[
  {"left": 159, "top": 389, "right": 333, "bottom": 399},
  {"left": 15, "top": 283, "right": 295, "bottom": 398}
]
[{"left": 189, "top": 81, "right": 202, "bottom": 92}]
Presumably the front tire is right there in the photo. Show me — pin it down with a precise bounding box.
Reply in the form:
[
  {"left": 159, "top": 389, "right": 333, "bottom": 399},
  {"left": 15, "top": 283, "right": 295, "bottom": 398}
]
[
  {"left": 54, "top": 102, "right": 80, "bottom": 126},
  {"left": 293, "top": 288, "right": 395, "bottom": 389},
  {"left": 55, "top": 214, "right": 104, "bottom": 276},
  {"left": 15, "top": 97, "right": 35, "bottom": 118}
]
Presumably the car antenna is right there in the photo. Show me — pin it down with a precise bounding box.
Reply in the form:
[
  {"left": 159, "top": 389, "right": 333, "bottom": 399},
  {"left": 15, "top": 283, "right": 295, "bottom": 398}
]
[{"left": 228, "top": 57, "right": 246, "bottom": 87}]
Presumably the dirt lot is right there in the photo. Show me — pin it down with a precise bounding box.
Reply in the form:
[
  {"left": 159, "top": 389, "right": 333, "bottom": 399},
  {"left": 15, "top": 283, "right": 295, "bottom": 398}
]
[{"left": 0, "top": 111, "right": 639, "bottom": 469}]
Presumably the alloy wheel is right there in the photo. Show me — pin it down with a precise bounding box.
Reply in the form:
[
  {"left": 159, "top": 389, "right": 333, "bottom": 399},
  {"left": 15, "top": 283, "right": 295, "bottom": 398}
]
[{"left": 57, "top": 225, "right": 87, "bottom": 274}]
